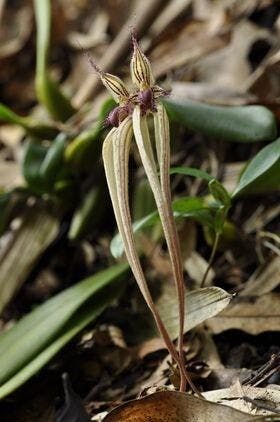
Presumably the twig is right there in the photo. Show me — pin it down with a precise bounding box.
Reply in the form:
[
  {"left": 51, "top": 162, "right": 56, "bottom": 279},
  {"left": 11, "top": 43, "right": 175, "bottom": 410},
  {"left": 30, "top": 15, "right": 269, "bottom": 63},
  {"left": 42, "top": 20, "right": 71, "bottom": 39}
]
[
  {"left": 242, "top": 353, "right": 280, "bottom": 387},
  {"left": 243, "top": 396, "right": 280, "bottom": 415},
  {"left": 201, "top": 232, "right": 220, "bottom": 287}
]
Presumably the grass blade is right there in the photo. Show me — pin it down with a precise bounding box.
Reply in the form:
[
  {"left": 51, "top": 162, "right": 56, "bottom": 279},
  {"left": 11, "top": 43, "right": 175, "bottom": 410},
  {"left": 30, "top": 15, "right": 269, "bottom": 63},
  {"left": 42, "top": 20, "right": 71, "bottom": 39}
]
[
  {"left": 0, "top": 263, "right": 128, "bottom": 397},
  {"left": 34, "top": 0, "right": 75, "bottom": 121}
]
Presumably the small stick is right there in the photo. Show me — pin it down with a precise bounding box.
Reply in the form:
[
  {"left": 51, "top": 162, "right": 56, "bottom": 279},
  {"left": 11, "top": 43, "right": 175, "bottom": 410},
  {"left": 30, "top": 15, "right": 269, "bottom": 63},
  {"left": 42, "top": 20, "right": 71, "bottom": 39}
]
[
  {"left": 243, "top": 396, "right": 280, "bottom": 415},
  {"left": 201, "top": 232, "right": 220, "bottom": 288}
]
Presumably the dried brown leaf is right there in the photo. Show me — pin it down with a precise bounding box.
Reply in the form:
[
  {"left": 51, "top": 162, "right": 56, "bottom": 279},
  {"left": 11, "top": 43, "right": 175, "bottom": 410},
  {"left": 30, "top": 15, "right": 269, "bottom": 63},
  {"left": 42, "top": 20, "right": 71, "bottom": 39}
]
[
  {"left": 171, "top": 82, "right": 256, "bottom": 106},
  {"left": 243, "top": 204, "right": 280, "bottom": 234},
  {"left": 0, "top": 6, "right": 32, "bottom": 59},
  {"left": 157, "top": 283, "right": 232, "bottom": 339},
  {"left": 184, "top": 251, "right": 215, "bottom": 287},
  {"left": 150, "top": 18, "right": 228, "bottom": 78},
  {"left": 241, "top": 257, "right": 280, "bottom": 296},
  {"left": 103, "top": 390, "right": 258, "bottom": 421},
  {"left": 204, "top": 383, "right": 280, "bottom": 416},
  {"left": 0, "top": 206, "right": 59, "bottom": 313},
  {"left": 0, "top": 160, "right": 22, "bottom": 190}
]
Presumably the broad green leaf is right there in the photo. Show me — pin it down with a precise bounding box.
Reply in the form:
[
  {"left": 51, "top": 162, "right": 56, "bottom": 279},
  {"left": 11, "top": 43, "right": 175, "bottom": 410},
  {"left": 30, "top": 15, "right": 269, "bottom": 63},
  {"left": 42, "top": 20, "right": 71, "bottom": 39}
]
[
  {"left": 170, "top": 168, "right": 230, "bottom": 234},
  {"left": 22, "top": 135, "right": 68, "bottom": 194},
  {"left": 170, "top": 166, "right": 214, "bottom": 182},
  {"left": 232, "top": 137, "right": 280, "bottom": 197},
  {"left": 0, "top": 263, "right": 129, "bottom": 399},
  {"left": 172, "top": 197, "right": 214, "bottom": 227},
  {"left": 0, "top": 192, "right": 11, "bottom": 235},
  {"left": 111, "top": 197, "right": 214, "bottom": 258},
  {"left": 34, "top": 0, "right": 75, "bottom": 121},
  {"left": 157, "top": 284, "right": 232, "bottom": 340},
  {"left": 0, "top": 103, "right": 58, "bottom": 139},
  {"left": 208, "top": 180, "right": 231, "bottom": 208},
  {"left": 39, "top": 134, "right": 66, "bottom": 182},
  {"left": 68, "top": 187, "right": 105, "bottom": 240},
  {"left": 163, "top": 98, "right": 277, "bottom": 143},
  {"left": 65, "top": 97, "right": 116, "bottom": 168},
  {"left": 22, "top": 143, "right": 49, "bottom": 194}
]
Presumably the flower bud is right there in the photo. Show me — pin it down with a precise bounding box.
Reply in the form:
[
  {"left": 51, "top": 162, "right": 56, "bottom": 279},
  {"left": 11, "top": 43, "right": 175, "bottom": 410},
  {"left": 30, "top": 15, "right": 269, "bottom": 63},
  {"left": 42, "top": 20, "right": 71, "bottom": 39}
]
[
  {"left": 100, "top": 73, "right": 130, "bottom": 104},
  {"left": 85, "top": 50, "right": 129, "bottom": 104},
  {"left": 130, "top": 30, "right": 154, "bottom": 90}
]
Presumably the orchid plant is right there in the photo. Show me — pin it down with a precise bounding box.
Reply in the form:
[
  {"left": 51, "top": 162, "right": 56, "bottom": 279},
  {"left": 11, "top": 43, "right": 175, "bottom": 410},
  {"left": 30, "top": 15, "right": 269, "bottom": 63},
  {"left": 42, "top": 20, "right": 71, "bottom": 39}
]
[{"left": 88, "top": 30, "right": 199, "bottom": 394}]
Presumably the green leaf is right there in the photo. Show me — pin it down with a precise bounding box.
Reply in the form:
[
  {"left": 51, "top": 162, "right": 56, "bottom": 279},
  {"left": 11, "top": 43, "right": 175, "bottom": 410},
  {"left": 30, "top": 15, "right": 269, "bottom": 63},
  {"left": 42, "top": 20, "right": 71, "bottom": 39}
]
[
  {"left": 208, "top": 179, "right": 231, "bottom": 208},
  {"left": 68, "top": 187, "right": 105, "bottom": 240},
  {"left": 0, "top": 263, "right": 129, "bottom": 399},
  {"left": 0, "top": 192, "right": 11, "bottom": 235},
  {"left": 34, "top": 0, "right": 75, "bottom": 121},
  {"left": 111, "top": 197, "right": 214, "bottom": 258},
  {"left": 170, "top": 166, "right": 214, "bottom": 182},
  {"left": 169, "top": 168, "right": 230, "bottom": 234},
  {"left": 22, "top": 134, "right": 68, "bottom": 194},
  {"left": 163, "top": 98, "right": 277, "bottom": 143},
  {"left": 39, "top": 134, "right": 66, "bottom": 182},
  {"left": 212, "top": 207, "right": 227, "bottom": 234},
  {"left": 0, "top": 103, "right": 58, "bottom": 139},
  {"left": 0, "top": 103, "right": 31, "bottom": 128},
  {"left": 172, "top": 197, "right": 214, "bottom": 226},
  {"left": 233, "top": 138, "right": 280, "bottom": 197},
  {"left": 22, "top": 143, "right": 49, "bottom": 194}
]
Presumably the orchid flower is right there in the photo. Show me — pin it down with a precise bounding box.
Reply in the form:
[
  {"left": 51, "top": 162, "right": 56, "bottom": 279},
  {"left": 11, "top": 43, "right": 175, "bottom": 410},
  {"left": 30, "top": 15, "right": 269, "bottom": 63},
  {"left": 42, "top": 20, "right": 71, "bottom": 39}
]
[{"left": 89, "top": 31, "right": 200, "bottom": 394}]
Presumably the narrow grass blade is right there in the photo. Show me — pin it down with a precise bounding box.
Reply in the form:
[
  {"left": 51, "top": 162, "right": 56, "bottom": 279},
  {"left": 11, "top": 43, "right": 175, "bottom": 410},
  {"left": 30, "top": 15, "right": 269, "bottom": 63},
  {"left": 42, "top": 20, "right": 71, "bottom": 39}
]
[{"left": 34, "top": 0, "right": 75, "bottom": 121}]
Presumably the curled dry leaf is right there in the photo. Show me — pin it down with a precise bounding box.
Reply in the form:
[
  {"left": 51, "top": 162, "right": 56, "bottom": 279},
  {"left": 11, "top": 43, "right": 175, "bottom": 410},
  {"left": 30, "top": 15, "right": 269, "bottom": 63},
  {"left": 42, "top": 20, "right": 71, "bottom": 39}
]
[
  {"left": 156, "top": 283, "right": 232, "bottom": 340},
  {"left": 204, "top": 383, "right": 280, "bottom": 416},
  {"left": 103, "top": 390, "right": 258, "bottom": 421}
]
